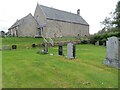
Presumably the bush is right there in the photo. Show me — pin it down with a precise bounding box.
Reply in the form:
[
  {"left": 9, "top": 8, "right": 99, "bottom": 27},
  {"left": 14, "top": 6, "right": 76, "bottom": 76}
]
[
  {"left": 80, "top": 40, "right": 89, "bottom": 44},
  {"left": 89, "top": 32, "right": 120, "bottom": 45}
]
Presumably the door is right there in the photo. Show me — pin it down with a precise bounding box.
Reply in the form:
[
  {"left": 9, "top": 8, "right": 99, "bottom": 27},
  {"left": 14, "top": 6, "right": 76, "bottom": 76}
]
[{"left": 38, "top": 27, "right": 43, "bottom": 35}]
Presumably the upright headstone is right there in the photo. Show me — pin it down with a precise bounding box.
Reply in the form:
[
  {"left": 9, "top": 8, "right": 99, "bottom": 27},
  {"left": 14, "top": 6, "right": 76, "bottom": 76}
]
[
  {"left": 73, "top": 44, "right": 76, "bottom": 58},
  {"left": 32, "top": 44, "right": 36, "bottom": 48},
  {"left": 12, "top": 45, "right": 17, "bottom": 49},
  {"left": 44, "top": 43, "right": 48, "bottom": 54},
  {"left": 95, "top": 41, "right": 99, "bottom": 46},
  {"left": 67, "top": 42, "right": 76, "bottom": 59},
  {"left": 103, "top": 42, "right": 106, "bottom": 46},
  {"left": 3, "top": 45, "right": 11, "bottom": 50},
  {"left": 104, "top": 36, "right": 120, "bottom": 69},
  {"left": 58, "top": 45, "right": 63, "bottom": 55}
]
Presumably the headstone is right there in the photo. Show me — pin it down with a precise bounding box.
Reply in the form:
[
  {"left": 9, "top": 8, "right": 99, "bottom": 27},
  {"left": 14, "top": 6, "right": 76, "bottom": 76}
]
[
  {"left": 67, "top": 42, "right": 76, "bottom": 59},
  {"left": 44, "top": 43, "right": 48, "bottom": 53},
  {"left": 104, "top": 36, "right": 120, "bottom": 69},
  {"left": 41, "top": 43, "right": 48, "bottom": 54},
  {"left": 58, "top": 45, "right": 63, "bottom": 55},
  {"left": 95, "top": 41, "right": 99, "bottom": 46},
  {"left": 3, "top": 45, "right": 11, "bottom": 50},
  {"left": 32, "top": 44, "right": 36, "bottom": 48},
  {"left": 73, "top": 44, "right": 76, "bottom": 58},
  {"left": 103, "top": 42, "right": 106, "bottom": 46},
  {"left": 12, "top": 45, "right": 17, "bottom": 49}
]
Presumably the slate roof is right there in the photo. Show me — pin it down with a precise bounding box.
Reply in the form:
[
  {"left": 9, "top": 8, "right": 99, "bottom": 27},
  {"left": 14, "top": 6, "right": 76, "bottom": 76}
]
[
  {"left": 9, "top": 14, "right": 28, "bottom": 29},
  {"left": 9, "top": 13, "right": 37, "bottom": 29},
  {"left": 40, "top": 5, "right": 89, "bottom": 26},
  {"left": 9, "top": 19, "right": 21, "bottom": 29}
]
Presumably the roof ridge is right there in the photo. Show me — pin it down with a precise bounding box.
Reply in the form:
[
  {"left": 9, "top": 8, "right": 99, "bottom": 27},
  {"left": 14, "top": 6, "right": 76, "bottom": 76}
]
[
  {"left": 40, "top": 4, "right": 79, "bottom": 16},
  {"left": 9, "top": 13, "right": 35, "bottom": 29},
  {"left": 38, "top": 4, "right": 89, "bottom": 25}
]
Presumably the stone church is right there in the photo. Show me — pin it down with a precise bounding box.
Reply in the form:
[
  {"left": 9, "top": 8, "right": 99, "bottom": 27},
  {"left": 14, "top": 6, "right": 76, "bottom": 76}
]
[{"left": 8, "top": 4, "right": 89, "bottom": 38}]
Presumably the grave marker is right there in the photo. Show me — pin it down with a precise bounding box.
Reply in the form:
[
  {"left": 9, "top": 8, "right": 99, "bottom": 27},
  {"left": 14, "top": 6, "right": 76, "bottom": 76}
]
[
  {"left": 12, "top": 45, "right": 17, "bottom": 49},
  {"left": 32, "top": 44, "right": 36, "bottom": 48},
  {"left": 58, "top": 45, "right": 63, "bottom": 56},
  {"left": 3, "top": 45, "right": 11, "bottom": 50},
  {"left": 44, "top": 43, "right": 48, "bottom": 54},
  {"left": 67, "top": 42, "right": 76, "bottom": 59},
  {"left": 104, "top": 36, "right": 120, "bottom": 69},
  {"left": 41, "top": 43, "right": 48, "bottom": 54},
  {"left": 95, "top": 41, "right": 99, "bottom": 46}
]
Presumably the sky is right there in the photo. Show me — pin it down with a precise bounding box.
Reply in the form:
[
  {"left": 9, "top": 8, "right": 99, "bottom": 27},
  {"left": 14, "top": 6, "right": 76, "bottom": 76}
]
[{"left": 0, "top": 0, "right": 118, "bottom": 34}]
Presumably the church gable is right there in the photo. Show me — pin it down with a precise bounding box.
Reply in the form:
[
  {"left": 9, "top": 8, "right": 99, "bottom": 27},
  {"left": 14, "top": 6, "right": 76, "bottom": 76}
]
[
  {"left": 9, "top": 13, "right": 38, "bottom": 37},
  {"left": 34, "top": 4, "right": 47, "bottom": 26}
]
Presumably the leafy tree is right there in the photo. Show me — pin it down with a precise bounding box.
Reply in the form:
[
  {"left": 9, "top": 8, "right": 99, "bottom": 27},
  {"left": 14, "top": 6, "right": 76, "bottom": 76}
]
[
  {"left": 97, "top": 28, "right": 106, "bottom": 34},
  {"left": 100, "top": 17, "right": 113, "bottom": 31},
  {"left": 112, "top": 0, "right": 120, "bottom": 30}
]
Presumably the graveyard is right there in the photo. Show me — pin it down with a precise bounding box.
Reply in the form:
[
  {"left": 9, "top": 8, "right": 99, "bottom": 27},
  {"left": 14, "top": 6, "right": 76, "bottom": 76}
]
[{"left": 1, "top": 37, "right": 119, "bottom": 88}]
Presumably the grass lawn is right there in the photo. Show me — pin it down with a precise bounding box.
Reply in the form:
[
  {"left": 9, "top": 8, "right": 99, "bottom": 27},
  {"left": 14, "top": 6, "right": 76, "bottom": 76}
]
[
  {"left": 2, "top": 37, "right": 43, "bottom": 49},
  {"left": 2, "top": 37, "right": 119, "bottom": 88}
]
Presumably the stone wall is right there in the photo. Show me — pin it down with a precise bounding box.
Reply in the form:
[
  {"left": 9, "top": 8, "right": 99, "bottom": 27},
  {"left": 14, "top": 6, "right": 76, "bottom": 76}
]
[
  {"left": 45, "top": 19, "right": 89, "bottom": 38},
  {"left": 9, "top": 14, "right": 38, "bottom": 37},
  {"left": 18, "top": 14, "right": 38, "bottom": 37},
  {"left": 34, "top": 4, "right": 47, "bottom": 25}
]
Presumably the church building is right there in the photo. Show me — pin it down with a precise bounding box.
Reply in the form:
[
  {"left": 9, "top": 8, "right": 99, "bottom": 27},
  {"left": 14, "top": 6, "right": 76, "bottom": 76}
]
[{"left": 8, "top": 4, "right": 89, "bottom": 38}]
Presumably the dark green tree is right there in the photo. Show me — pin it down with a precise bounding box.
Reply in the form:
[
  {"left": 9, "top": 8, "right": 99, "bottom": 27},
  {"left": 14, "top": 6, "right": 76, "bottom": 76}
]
[
  {"left": 100, "top": 17, "right": 113, "bottom": 31},
  {"left": 112, "top": 0, "right": 120, "bottom": 30}
]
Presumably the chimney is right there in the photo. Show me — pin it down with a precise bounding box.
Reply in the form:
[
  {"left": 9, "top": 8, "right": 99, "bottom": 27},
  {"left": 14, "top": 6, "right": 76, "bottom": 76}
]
[{"left": 77, "top": 9, "right": 80, "bottom": 15}]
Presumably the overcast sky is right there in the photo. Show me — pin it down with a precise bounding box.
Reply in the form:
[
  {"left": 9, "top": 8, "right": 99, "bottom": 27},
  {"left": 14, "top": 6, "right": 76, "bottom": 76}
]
[{"left": 0, "top": 0, "right": 118, "bottom": 34}]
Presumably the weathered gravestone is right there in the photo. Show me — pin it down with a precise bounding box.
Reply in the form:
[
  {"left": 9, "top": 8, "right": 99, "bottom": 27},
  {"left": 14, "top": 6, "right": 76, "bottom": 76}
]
[
  {"left": 44, "top": 43, "right": 48, "bottom": 53},
  {"left": 103, "top": 42, "right": 106, "bottom": 46},
  {"left": 58, "top": 45, "right": 63, "bottom": 56},
  {"left": 3, "top": 45, "right": 11, "bottom": 50},
  {"left": 104, "top": 36, "right": 120, "bottom": 69},
  {"left": 41, "top": 43, "right": 48, "bottom": 54},
  {"left": 95, "top": 41, "right": 99, "bottom": 46},
  {"left": 67, "top": 42, "right": 76, "bottom": 59}
]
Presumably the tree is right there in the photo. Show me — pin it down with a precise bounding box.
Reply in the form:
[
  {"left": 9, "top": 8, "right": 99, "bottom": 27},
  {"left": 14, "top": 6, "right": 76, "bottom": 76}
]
[
  {"left": 112, "top": 1, "right": 120, "bottom": 30},
  {"left": 100, "top": 17, "right": 113, "bottom": 31},
  {"left": 97, "top": 28, "right": 106, "bottom": 34}
]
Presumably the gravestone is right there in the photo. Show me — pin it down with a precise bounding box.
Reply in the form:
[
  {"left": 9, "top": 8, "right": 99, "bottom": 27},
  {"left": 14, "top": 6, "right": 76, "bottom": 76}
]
[
  {"left": 3, "top": 45, "right": 11, "bottom": 50},
  {"left": 103, "top": 42, "right": 106, "bottom": 46},
  {"left": 32, "top": 44, "right": 36, "bottom": 48},
  {"left": 95, "top": 41, "right": 99, "bottom": 46},
  {"left": 67, "top": 42, "right": 76, "bottom": 59},
  {"left": 73, "top": 44, "right": 76, "bottom": 58},
  {"left": 104, "top": 36, "right": 120, "bottom": 69},
  {"left": 41, "top": 43, "right": 48, "bottom": 54},
  {"left": 58, "top": 45, "right": 63, "bottom": 55},
  {"left": 12, "top": 45, "right": 17, "bottom": 49},
  {"left": 44, "top": 43, "right": 48, "bottom": 53}
]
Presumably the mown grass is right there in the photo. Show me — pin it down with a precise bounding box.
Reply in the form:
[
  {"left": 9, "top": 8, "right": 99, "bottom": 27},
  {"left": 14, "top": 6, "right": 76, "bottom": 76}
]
[
  {"left": 52, "top": 36, "right": 78, "bottom": 42},
  {"left": 2, "top": 37, "right": 119, "bottom": 88},
  {"left": 2, "top": 37, "right": 43, "bottom": 49}
]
